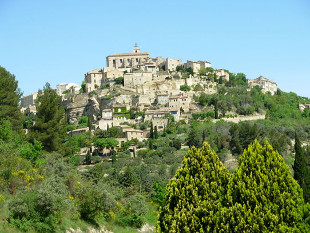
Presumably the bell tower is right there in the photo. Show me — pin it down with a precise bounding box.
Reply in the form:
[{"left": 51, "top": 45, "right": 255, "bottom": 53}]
[{"left": 133, "top": 43, "right": 140, "bottom": 53}]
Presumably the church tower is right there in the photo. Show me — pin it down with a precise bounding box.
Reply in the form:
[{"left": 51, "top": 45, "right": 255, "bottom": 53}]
[{"left": 133, "top": 43, "right": 140, "bottom": 53}]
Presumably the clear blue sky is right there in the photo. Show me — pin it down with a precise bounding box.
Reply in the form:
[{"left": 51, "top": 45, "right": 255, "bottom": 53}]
[{"left": 0, "top": 0, "right": 309, "bottom": 97}]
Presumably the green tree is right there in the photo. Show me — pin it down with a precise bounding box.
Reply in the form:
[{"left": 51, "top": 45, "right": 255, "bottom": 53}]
[
  {"left": 293, "top": 133, "right": 310, "bottom": 202},
  {"left": 154, "top": 126, "right": 158, "bottom": 139},
  {"left": 222, "top": 140, "right": 308, "bottom": 232},
  {"left": 180, "top": 84, "right": 191, "bottom": 92},
  {"left": 30, "top": 83, "right": 66, "bottom": 152},
  {"left": 114, "top": 77, "right": 124, "bottom": 85},
  {"left": 0, "top": 66, "right": 23, "bottom": 131},
  {"left": 150, "top": 122, "right": 154, "bottom": 139},
  {"left": 157, "top": 142, "right": 231, "bottom": 232}
]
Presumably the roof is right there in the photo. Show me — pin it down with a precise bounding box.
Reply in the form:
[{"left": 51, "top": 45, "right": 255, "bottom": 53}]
[
  {"left": 102, "top": 109, "right": 112, "bottom": 112},
  {"left": 169, "top": 96, "right": 188, "bottom": 99},
  {"left": 86, "top": 68, "right": 101, "bottom": 74},
  {"left": 107, "top": 52, "right": 149, "bottom": 57}
]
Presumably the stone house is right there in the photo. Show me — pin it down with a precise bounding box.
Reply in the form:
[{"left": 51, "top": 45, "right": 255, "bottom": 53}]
[
  {"left": 119, "top": 125, "right": 144, "bottom": 141},
  {"left": 124, "top": 71, "right": 152, "bottom": 88},
  {"left": 168, "top": 95, "right": 190, "bottom": 112},
  {"left": 214, "top": 69, "right": 229, "bottom": 82},
  {"left": 56, "top": 83, "right": 81, "bottom": 96},
  {"left": 152, "top": 118, "right": 168, "bottom": 131},
  {"left": 185, "top": 60, "right": 211, "bottom": 73},
  {"left": 84, "top": 68, "right": 103, "bottom": 93},
  {"left": 21, "top": 92, "right": 38, "bottom": 108},
  {"left": 102, "top": 67, "right": 124, "bottom": 82},
  {"left": 165, "top": 58, "right": 183, "bottom": 71},
  {"left": 106, "top": 45, "right": 150, "bottom": 69},
  {"left": 156, "top": 93, "right": 169, "bottom": 106},
  {"left": 248, "top": 76, "right": 278, "bottom": 95}
]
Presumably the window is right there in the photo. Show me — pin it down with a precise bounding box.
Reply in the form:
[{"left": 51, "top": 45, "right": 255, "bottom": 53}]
[
  {"left": 120, "top": 59, "right": 123, "bottom": 63},
  {"left": 136, "top": 58, "right": 138, "bottom": 62}
]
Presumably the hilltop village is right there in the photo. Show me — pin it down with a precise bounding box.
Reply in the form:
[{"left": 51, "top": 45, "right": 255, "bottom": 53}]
[{"left": 21, "top": 45, "right": 279, "bottom": 144}]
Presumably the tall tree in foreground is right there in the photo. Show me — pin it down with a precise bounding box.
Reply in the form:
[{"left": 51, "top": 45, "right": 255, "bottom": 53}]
[
  {"left": 222, "top": 140, "right": 308, "bottom": 232},
  {"left": 157, "top": 142, "right": 230, "bottom": 232},
  {"left": 293, "top": 133, "right": 310, "bottom": 202},
  {"left": 0, "top": 66, "right": 23, "bottom": 131},
  {"left": 30, "top": 83, "right": 66, "bottom": 152}
]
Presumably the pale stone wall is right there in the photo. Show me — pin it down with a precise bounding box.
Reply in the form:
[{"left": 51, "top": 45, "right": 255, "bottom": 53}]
[
  {"left": 21, "top": 92, "right": 38, "bottom": 108},
  {"left": 168, "top": 96, "right": 190, "bottom": 112},
  {"left": 299, "top": 104, "right": 310, "bottom": 112},
  {"left": 214, "top": 69, "right": 229, "bottom": 82},
  {"left": 157, "top": 94, "right": 169, "bottom": 106},
  {"left": 56, "top": 83, "right": 81, "bottom": 95},
  {"left": 124, "top": 72, "right": 152, "bottom": 88},
  {"left": 106, "top": 46, "right": 150, "bottom": 69},
  {"left": 185, "top": 60, "right": 201, "bottom": 73},
  {"left": 102, "top": 67, "right": 124, "bottom": 82},
  {"left": 248, "top": 76, "right": 277, "bottom": 95},
  {"left": 84, "top": 69, "right": 103, "bottom": 93},
  {"left": 152, "top": 118, "right": 168, "bottom": 131},
  {"left": 165, "top": 58, "right": 183, "bottom": 71}
]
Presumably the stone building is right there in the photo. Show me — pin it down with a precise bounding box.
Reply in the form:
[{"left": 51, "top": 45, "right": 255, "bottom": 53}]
[
  {"left": 102, "top": 67, "right": 124, "bottom": 82},
  {"left": 21, "top": 92, "right": 39, "bottom": 108},
  {"left": 56, "top": 83, "right": 81, "bottom": 95},
  {"left": 214, "top": 69, "right": 229, "bottom": 82},
  {"left": 185, "top": 60, "right": 211, "bottom": 73},
  {"left": 156, "top": 93, "right": 169, "bottom": 106},
  {"left": 152, "top": 118, "right": 168, "bottom": 131},
  {"left": 168, "top": 95, "right": 190, "bottom": 112},
  {"left": 165, "top": 58, "right": 183, "bottom": 71},
  {"left": 248, "top": 76, "right": 278, "bottom": 95},
  {"left": 299, "top": 104, "right": 310, "bottom": 112},
  {"left": 106, "top": 45, "right": 150, "bottom": 69},
  {"left": 84, "top": 68, "right": 103, "bottom": 93},
  {"left": 124, "top": 72, "right": 152, "bottom": 88}
]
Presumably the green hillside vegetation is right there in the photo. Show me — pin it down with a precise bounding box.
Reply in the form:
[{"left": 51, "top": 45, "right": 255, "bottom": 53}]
[{"left": 1, "top": 65, "right": 310, "bottom": 232}]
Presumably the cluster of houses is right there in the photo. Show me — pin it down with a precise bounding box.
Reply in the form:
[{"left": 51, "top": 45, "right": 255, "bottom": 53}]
[{"left": 21, "top": 45, "right": 279, "bottom": 144}]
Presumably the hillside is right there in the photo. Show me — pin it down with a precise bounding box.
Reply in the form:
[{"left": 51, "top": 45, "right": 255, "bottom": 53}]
[{"left": 1, "top": 57, "right": 310, "bottom": 232}]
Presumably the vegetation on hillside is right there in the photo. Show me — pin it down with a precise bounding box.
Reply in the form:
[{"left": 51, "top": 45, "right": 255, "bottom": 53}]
[{"left": 1, "top": 65, "right": 310, "bottom": 232}]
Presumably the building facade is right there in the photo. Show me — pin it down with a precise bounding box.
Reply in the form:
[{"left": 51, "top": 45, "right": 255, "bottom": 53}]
[{"left": 248, "top": 76, "right": 277, "bottom": 95}]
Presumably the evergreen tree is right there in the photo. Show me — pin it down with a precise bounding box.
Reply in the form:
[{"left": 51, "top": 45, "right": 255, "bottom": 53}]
[
  {"left": 221, "top": 140, "right": 307, "bottom": 232},
  {"left": 30, "top": 83, "right": 66, "bottom": 152},
  {"left": 150, "top": 122, "right": 154, "bottom": 139},
  {"left": 294, "top": 133, "right": 306, "bottom": 183},
  {"left": 154, "top": 126, "right": 158, "bottom": 139},
  {"left": 157, "top": 142, "right": 231, "bottom": 232},
  {"left": 293, "top": 133, "right": 310, "bottom": 202},
  {"left": 0, "top": 66, "right": 23, "bottom": 131}
]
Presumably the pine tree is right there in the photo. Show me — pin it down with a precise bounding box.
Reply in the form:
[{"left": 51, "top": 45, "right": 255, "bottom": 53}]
[
  {"left": 221, "top": 140, "right": 307, "bottom": 232},
  {"left": 30, "top": 83, "right": 66, "bottom": 152},
  {"left": 157, "top": 142, "right": 231, "bottom": 232},
  {"left": 0, "top": 66, "right": 23, "bottom": 131}
]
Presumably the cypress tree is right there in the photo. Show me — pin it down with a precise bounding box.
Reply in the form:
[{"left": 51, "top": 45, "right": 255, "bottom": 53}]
[
  {"left": 154, "top": 126, "right": 158, "bottom": 139},
  {"left": 157, "top": 142, "right": 230, "bottom": 232},
  {"left": 0, "top": 66, "right": 23, "bottom": 131},
  {"left": 293, "top": 133, "right": 310, "bottom": 202},
  {"left": 221, "top": 140, "right": 307, "bottom": 232},
  {"left": 150, "top": 122, "right": 154, "bottom": 139},
  {"left": 294, "top": 133, "right": 306, "bottom": 183},
  {"left": 30, "top": 83, "right": 66, "bottom": 152}
]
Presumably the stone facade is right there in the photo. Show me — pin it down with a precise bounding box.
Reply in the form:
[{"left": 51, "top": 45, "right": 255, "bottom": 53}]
[
  {"left": 56, "top": 83, "right": 81, "bottom": 95},
  {"left": 168, "top": 95, "right": 190, "bottom": 112},
  {"left": 165, "top": 58, "right": 183, "bottom": 71},
  {"left": 214, "top": 69, "right": 229, "bottom": 82},
  {"left": 152, "top": 118, "right": 168, "bottom": 131},
  {"left": 299, "top": 104, "right": 310, "bottom": 112},
  {"left": 185, "top": 60, "right": 211, "bottom": 73},
  {"left": 124, "top": 72, "right": 152, "bottom": 88},
  {"left": 21, "top": 92, "right": 39, "bottom": 108},
  {"left": 102, "top": 67, "right": 124, "bottom": 82},
  {"left": 248, "top": 76, "right": 277, "bottom": 95},
  {"left": 85, "top": 68, "right": 103, "bottom": 93},
  {"left": 106, "top": 45, "right": 150, "bottom": 69}
]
